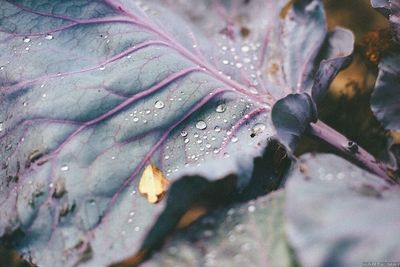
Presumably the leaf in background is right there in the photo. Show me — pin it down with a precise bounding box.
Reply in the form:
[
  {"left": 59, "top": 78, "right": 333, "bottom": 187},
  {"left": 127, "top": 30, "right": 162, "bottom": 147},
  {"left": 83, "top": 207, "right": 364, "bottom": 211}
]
[
  {"left": 271, "top": 21, "right": 354, "bottom": 149},
  {"left": 142, "top": 190, "right": 296, "bottom": 267},
  {"left": 371, "top": 51, "right": 400, "bottom": 130},
  {"left": 0, "top": 0, "right": 339, "bottom": 266},
  {"left": 371, "top": 0, "right": 400, "bottom": 44},
  {"left": 286, "top": 153, "right": 400, "bottom": 267},
  {"left": 311, "top": 27, "right": 354, "bottom": 102}
]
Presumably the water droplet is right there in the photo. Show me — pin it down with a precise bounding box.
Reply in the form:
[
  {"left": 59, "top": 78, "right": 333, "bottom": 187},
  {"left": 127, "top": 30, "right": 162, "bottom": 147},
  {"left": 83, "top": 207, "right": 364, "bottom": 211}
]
[
  {"left": 241, "top": 45, "right": 250, "bottom": 52},
  {"left": 184, "top": 138, "right": 190, "bottom": 144},
  {"left": 133, "top": 117, "right": 139, "bottom": 122},
  {"left": 164, "top": 155, "right": 170, "bottom": 160},
  {"left": 134, "top": 226, "right": 140, "bottom": 232},
  {"left": 214, "top": 126, "right": 221, "bottom": 132},
  {"left": 60, "top": 165, "right": 69, "bottom": 171},
  {"left": 145, "top": 109, "right": 151, "bottom": 114},
  {"left": 235, "top": 62, "right": 243, "bottom": 68},
  {"left": 234, "top": 224, "right": 244, "bottom": 233},
  {"left": 154, "top": 100, "right": 164, "bottom": 109},
  {"left": 196, "top": 120, "right": 207, "bottom": 130},
  {"left": 99, "top": 65, "right": 105, "bottom": 70},
  {"left": 216, "top": 103, "right": 226, "bottom": 113},
  {"left": 248, "top": 205, "right": 255, "bottom": 212},
  {"left": 231, "top": 136, "right": 238, "bottom": 143},
  {"left": 222, "top": 59, "right": 229, "bottom": 65},
  {"left": 45, "top": 34, "right": 54, "bottom": 40},
  {"left": 23, "top": 37, "right": 31, "bottom": 43},
  {"left": 23, "top": 102, "right": 28, "bottom": 107},
  {"left": 180, "top": 130, "right": 188, "bottom": 137}
]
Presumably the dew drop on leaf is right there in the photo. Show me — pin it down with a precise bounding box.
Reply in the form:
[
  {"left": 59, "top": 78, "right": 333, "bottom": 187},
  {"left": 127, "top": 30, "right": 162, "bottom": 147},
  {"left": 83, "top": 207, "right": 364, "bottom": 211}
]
[
  {"left": 45, "top": 34, "right": 54, "bottom": 40},
  {"left": 196, "top": 120, "right": 207, "bottom": 130},
  {"left": 214, "top": 126, "right": 221, "bottom": 132},
  {"left": 216, "top": 103, "right": 226, "bottom": 113},
  {"left": 154, "top": 100, "right": 165, "bottom": 109},
  {"left": 60, "top": 165, "right": 69, "bottom": 171},
  {"left": 241, "top": 45, "right": 250, "bottom": 52},
  {"left": 248, "top": 205, "right": 256, "bottom": 213},
  {"left": 180, "top": 130, "right": 188, "bottom": 137},
  {"left": 138, "top": 163, "right": 169, "bottom": 204},
  {"left": 23, "top": 36, "right": 30, "bottom": 43},
  {"left": 231, "top": 136, "right": 238, "bottom": 143}
]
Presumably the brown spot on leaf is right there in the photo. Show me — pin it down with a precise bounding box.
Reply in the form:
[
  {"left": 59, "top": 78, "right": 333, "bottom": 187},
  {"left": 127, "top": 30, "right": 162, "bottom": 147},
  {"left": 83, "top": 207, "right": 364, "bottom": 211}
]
[{"left": 138, "top": 164, "right": 169, "bottom": 204}]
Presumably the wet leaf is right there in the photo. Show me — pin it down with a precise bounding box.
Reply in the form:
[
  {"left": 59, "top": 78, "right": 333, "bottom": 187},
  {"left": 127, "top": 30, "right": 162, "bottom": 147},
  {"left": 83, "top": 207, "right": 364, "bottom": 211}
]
[
  {"left": 143, "top": 190, "right": 296, "bottom": 267},
  {"left": 0, "top": 0, "right": 346, "bottom": 266},
  {"left": 286, "top": 153, "right": 400, "bottom": 267}
]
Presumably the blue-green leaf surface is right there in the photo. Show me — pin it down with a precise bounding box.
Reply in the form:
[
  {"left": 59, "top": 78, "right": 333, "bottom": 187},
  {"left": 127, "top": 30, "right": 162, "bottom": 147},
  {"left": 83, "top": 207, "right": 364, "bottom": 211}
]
[
  {"left": 0, "top": 1, "right": 342, "bottom": 266},
  {"left": 143, "top": 190, "right": 295, "bottom": 267},
  {"left": 286, "top": 153, "right": 400, "bottom": 267}
]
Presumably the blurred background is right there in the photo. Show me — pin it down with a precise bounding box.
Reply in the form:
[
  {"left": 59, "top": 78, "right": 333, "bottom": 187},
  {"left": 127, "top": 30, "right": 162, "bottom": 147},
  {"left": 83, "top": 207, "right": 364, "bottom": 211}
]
[{"left": 0, "top": 0, "right": 390, "bottom": 266}]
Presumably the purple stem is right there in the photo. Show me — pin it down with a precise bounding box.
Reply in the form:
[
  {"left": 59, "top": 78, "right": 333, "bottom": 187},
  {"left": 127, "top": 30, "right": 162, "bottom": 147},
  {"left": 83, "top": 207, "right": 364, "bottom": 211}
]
[{"left": 307, "top": 120, "right": 396, "bottom": 184}]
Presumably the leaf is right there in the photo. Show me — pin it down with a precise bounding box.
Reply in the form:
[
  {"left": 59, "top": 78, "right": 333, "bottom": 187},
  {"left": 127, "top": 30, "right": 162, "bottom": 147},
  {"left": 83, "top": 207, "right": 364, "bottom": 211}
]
[
  {"left": 371, "top": 0, "right": 400, "bottom": 44},
  {"left": 371, "top": 52, "right": 400, "bottom": 130},
  {"left": 142, "top": 190, "right": 296, "bottom": 267},
  {"left": 285, "top": 153, "right": 400, "bottom": 267},
  {"left": 272, "top": 93, "right": 317, "bottom": 150},
  {"left": 311, "top": 27, "right": 354, "bottom": 102},
  {"left": 138, "top": 164, "right": 169, "bottom": 204},
  {"left": 0, "top": 0, "right": 335, "bottom": 266}
]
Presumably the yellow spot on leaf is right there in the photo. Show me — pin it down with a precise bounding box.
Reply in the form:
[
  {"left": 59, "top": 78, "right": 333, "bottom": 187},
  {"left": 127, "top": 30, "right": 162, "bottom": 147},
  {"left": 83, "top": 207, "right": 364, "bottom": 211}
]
[{"left": 138, "top": 164, "right": 169, "bottom": 204}]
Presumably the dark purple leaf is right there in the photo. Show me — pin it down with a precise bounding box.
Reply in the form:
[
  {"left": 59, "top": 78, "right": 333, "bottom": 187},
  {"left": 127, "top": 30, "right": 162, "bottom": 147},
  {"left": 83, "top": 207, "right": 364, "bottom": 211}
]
[
  {"left": 371, "top": 52, "right": 400, "bottom": 130},
  {"left": 0, "top": 0, "right": 339, "bottom": 266},
  {"left": 286, "top": 153, "right": 400, "bottom": 267},
  {"left": 311, "top": 27, "right": 354, "bottom": 102},
  {"left": 272, "top": 93, "right": 317, "bottom": 150},
  {"left": 143, "top": 190, "right": 296, "bottom": 267}
]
